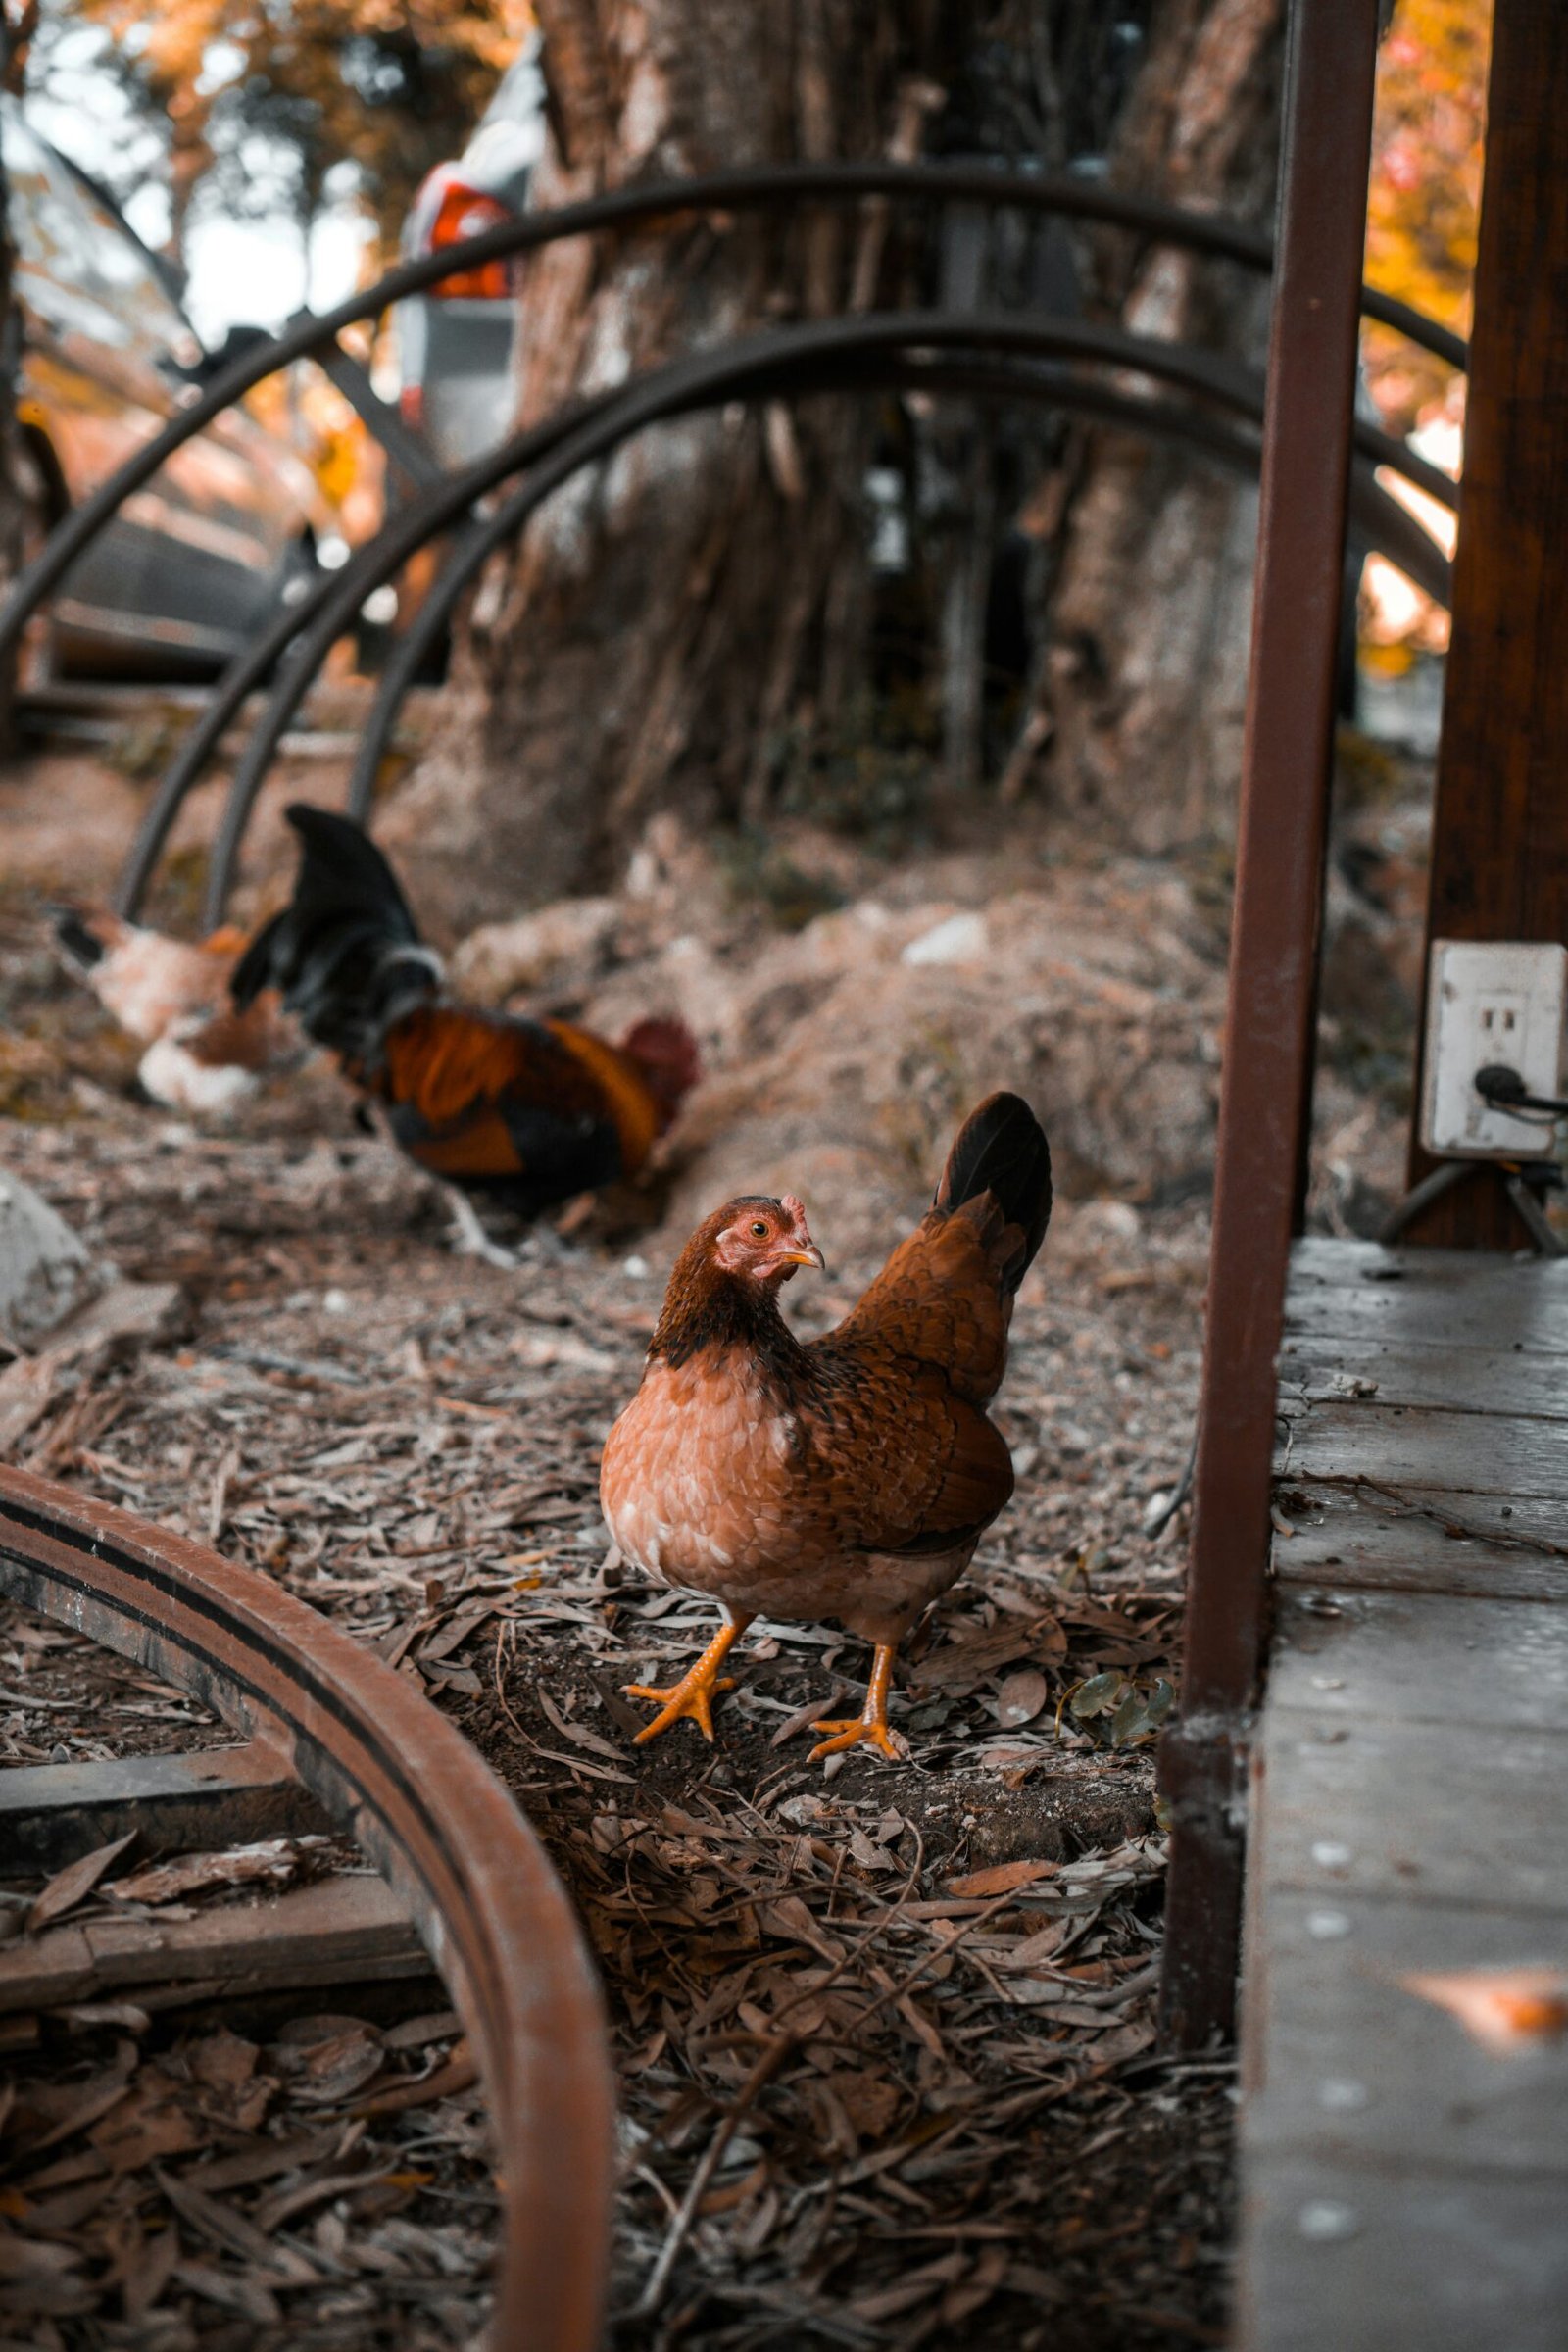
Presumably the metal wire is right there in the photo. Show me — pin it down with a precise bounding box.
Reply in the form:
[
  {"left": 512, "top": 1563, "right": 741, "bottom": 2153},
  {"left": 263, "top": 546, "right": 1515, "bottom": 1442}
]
[
  {"left": 0, "top": 157, "right": 1467, "bottom": 675},
  {"left": 198, "top": 311, "right": 1446, "bottom": 921},
  {"left": 114, "top": 307, "right": 1259, "bottom": 919},
  {"left": 128, "top": 307, "right": 1445, "bottom": 925},
  {"left": 344, "top": 356, "right": 1448, "bottom": 829}
]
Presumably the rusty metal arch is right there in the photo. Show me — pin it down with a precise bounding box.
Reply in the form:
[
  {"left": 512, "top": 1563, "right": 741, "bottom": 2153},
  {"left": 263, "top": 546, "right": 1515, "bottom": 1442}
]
[
  {"left": 105, "top": 307, "right": 1451, "bottom": 923},
  {"left": 0, "top": 157, "right": 1467, "bottom": 685},
  {"left": 340, "top": 355, "right": 1449, "bottom": 834},
  {"left": 0, "top": 1463, "right": 613, "bottom": 2351}
]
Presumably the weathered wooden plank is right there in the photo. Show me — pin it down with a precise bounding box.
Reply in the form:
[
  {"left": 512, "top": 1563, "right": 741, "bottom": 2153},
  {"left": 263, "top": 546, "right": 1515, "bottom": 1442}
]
[
  {"left": 1279, "top": 1336, "right": 1568, "bottom": 1421},
  {"left": 1268, "top": 1588, "right": 1568, "bottom": 1736},
  {"left": 1283, "top": 1283, "right": 1568, "bottom": 1355},
  {"left": 1288, "top": 1242, "right": 1568, "bottom": 1298},
  {"left": 1244, "top": 1238, "right": 1568, "bottom": 2352},
  {"left": 0, "top": 1741, "right": 327, "bottom": 1872},
  {"left": 1256, "top": 1711, "right": 1568, "bottom": 1913},
  {"left": 0, "top": 1873, "right": 426, "bottom": 2014},
  {"left": 1245, "top": 1889, "right": 1568, "bottom": 2175},
  {"left": 1271, "top": 1488, "right": 1568, "bottom": 1603},
  {"left": 1238, "top": 2153, "right": 1568, "bottom": 2352},
  {"left": 1288, "top": 1238, "right": 1568, "bottom": 1305},
  {"left": 1283, "top": 1243, "right": 1568, "bottom": 1355},
  {"left": 1282, "top": 1400, "right": 1568, "bottom": 1501}
]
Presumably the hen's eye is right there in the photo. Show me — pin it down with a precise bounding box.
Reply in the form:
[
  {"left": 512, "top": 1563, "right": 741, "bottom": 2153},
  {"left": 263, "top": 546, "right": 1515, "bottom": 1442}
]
[{"left": 750, "top": 1220, "right": 769, "bottom": 1238}]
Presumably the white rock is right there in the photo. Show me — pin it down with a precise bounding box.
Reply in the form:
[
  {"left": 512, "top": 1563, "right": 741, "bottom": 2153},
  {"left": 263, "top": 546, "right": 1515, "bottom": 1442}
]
[
  {"left": 901, "top": 911, "right": 989, "bottom": 967},
  {"left": 449, "top": 897, "right": 621, "bottom": 1002},
  {"left": 0, "top": 1169, "right": 108, "bottom": 1350}
]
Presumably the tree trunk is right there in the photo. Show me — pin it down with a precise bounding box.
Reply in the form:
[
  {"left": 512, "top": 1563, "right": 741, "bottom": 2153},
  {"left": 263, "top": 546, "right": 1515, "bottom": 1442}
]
[
  {"left": 1011, "top": 0, "right": 1285, "bottom": 849},
  {"left": 388, "top": 0, "right": 956, "bottom": 922},
  {"left": 389, "top": 0, "right": 1285, "bottom": 917}
]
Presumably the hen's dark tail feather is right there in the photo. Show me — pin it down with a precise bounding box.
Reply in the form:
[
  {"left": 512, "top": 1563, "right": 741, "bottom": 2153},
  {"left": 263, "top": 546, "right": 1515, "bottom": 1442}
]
[
  {"left": 230, "top": 805, "right": 438, "bottom": 1061},
  {"left": 936, "top": 1092, "right": 1053, "bottom": 1294}
]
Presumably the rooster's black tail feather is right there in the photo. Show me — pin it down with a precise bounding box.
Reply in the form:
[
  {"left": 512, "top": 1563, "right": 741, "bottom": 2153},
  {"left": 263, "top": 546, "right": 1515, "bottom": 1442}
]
[{"left": 229, "top": 806, "right": 438, "bottom": 1060}]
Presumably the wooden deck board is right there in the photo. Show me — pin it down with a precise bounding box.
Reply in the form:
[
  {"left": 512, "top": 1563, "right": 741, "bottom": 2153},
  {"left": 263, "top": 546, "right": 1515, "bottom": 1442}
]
[
  {"left": 1256, "top": 1712, "right": 1568, "bottom": 1912},
  {"left": 1270, "top": 1488, "right": 1568, "bottom": 1602},
  {"left": 1281, "top": 1242, "right": 1568, "bottom": 1355},
  {"left": 1281, "top": 1400, "right": 1568, "bottom": 1500},
  {"left": 1246, "top": 1889, "right": 1568, "bottom": 2174},
  {"left": 1238, "top": 1240, "right": 1568, "bottom": 2352},
  {"left": 1240, "top": 2157, "right": 1568, "bottom": 2352},
  {"left": 1279, "top": 1335, "right": 1568, "bottom": 1419},
  {"left": 1267, "top": 1586, "right": 1568, "bottom": 1734}
]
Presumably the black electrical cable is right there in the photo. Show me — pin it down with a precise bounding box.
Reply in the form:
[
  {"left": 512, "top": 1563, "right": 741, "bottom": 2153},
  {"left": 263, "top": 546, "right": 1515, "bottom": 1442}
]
[{"left": 1475, "top": 1064, "right": 1568, "bottom": 1121}]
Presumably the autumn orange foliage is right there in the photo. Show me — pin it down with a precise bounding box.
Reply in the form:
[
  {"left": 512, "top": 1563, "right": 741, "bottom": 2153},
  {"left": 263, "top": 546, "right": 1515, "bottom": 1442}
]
[{"left": 1364, "top": 0, "right": 1493, "bottom": 433}]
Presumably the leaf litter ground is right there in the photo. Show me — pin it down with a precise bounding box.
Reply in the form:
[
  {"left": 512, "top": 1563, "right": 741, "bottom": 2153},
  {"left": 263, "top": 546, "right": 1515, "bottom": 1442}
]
[{"left": 0, "top": 892, "right": 1231, "bottom": 2351}]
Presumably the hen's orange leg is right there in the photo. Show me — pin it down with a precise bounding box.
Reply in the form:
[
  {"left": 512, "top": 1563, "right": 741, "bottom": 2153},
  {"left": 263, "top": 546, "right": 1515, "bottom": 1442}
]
[
  {"left": 626, "top": 1615, "right": 753, "bottom": 1744},
  {"left": 810, "top": 1643, "right": 909, "bottom": 1762}
]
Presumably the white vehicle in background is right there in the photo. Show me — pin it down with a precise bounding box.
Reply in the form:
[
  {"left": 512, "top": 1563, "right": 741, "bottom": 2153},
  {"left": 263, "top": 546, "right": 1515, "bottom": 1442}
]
[
  {"left": 396, "top": 51, "right": 544, "bottom": 469},
  {"left": 4, "top": 95, "right": 329, "bottom": 682}
]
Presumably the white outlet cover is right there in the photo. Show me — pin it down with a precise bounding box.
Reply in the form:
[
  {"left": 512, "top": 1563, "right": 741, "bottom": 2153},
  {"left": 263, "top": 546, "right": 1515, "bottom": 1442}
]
[{"left": 1421, "top": 939, "right": 1568, "bottom": 1158}]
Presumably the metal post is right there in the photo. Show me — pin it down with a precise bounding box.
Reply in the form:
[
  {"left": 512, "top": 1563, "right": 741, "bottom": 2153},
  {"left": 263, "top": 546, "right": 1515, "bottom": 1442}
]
[{"left": 1157, "top": 0, "right": 1381, "bottom": 2049}]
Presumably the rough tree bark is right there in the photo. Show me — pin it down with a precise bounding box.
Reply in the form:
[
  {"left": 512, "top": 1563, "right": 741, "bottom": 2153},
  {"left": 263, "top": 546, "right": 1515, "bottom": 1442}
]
[
  {"left": 388, "top": 0, "right": 958, "bottom": 920},
  {"left": 1008, "top": 0, "right": 1284, "bottom": 848},
  {"left": 391, "top": 0, "right": 1284, "bottom": 917}
]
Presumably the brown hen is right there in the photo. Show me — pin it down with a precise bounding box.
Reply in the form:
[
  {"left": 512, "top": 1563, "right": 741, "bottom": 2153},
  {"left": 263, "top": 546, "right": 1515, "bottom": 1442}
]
[{"left": 601, "top": 1093, "right": 1052, "bottom": 1760}]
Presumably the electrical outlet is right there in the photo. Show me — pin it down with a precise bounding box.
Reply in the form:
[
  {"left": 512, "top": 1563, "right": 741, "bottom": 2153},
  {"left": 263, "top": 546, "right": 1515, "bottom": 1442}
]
[{"left": 1421, "top": 941, "right": 1568, "bottom": 1157}]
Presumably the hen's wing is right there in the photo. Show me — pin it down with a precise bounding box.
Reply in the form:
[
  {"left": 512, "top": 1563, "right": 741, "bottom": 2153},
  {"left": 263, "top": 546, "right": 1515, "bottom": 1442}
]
[
  {"left": 792, "top": 1095, "right": 1051, "bottom": 1559},
  {"left": 800, "top": 1350, "right": 1017, "bottom": 1560}
]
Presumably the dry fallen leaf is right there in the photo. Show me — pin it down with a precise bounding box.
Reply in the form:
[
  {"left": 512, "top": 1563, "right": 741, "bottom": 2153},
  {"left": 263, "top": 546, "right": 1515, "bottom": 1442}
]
[
  {"left": 188, "top": 2029, "right": 260, "bottom": 2094},
  {"left": 273, "top": 2015, "right": 385, "bottom": 2105},
  {"left": 994, "top": 1667, "right": 1049, "bottom": 1727},
  {"left": 110, "top": 1838, "right": 306, "bottom": 1907},
  {"left": 945, "top": 1857, "right": 1057, "bottom": 1900},
  {"left": 1399, "top": 1967, "right": 1568, "bottom": 2051},
  {"left": 25, "top": 1831, "right": 137, "bottom": 1935}
]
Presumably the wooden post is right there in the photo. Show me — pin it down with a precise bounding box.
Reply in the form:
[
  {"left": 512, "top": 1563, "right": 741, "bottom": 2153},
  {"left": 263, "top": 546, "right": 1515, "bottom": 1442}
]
[{"left": 1406, "top": 0, "right": 1568, "bottom": 1246}]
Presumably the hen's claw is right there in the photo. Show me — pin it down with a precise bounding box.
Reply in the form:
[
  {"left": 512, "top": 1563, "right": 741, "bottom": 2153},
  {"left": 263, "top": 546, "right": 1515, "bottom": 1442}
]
[
  {"left": 625, "top": 1616, "right": 752, "bottom": 1745},
  {"left": 445, "top": 1191, "right": 519, "bottom": 1267},
  {"left": 808, "top": 1641, "right": 906, "bottom": 1763},
  {"left": 625, "top": 1672, "right": 737, "bottom": 1743},
  {"left": 809, "top": 1714, "right": 909, "bottom": 1763}
]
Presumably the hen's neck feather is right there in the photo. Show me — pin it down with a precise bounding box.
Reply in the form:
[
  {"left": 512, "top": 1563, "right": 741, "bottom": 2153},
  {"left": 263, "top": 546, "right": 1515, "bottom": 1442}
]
[{"left": 650, "top": 1247, "right": 810, "bottom": 1380}]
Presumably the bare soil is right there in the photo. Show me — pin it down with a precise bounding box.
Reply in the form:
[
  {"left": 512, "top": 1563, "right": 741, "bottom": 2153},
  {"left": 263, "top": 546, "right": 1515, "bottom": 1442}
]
[{"left": 0, "top": 732, "right": 1433, "bottom": 2347}]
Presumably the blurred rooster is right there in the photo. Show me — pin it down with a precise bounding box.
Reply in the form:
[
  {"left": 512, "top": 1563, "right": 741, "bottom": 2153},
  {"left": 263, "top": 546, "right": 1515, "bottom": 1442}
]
[
  {"left": 230, "top": 805, "right": 700, "bottom": 1260},
  {"left": 52, "top": 904, "right": 297, "bottom": 1114},
  {"left": 602, "top": 1092, "right": 1052, "bottom": 1759}
]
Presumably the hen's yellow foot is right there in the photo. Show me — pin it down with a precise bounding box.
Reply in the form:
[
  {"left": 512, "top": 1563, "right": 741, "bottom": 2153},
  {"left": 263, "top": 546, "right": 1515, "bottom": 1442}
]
[
  {"left": 808, "top": 1642, "right": 906, "bottom": 1762},
  {"left": 808, "top": 1714, "right": 909, "bottom": 1763},
  {"left": 625, "top": 1671, "right": 737, "bottom": 1743},
  {"left": 625, "top": 1616, "right": 750, "bottom": 1744}
]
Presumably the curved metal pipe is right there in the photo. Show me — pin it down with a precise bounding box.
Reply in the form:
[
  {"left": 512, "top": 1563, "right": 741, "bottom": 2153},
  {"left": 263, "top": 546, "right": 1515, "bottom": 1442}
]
[
  {"left": 0, "top": 1463, "right": 612, "bottom": 2352},
  {"left": 193, "top": 310, "right": 1269, "bottom": 924},
  {"left": 345, "top": 356, "right": 1447, "bottom": 827},
  {"left": 0, "top": 158, "right": 1467, "bottom": 674},
  {"left": 113, "top": 384, "right": 627, "bottom": 919},
  {"left": 177, "top": 307, "right": 1451, "bottom": 926}
]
